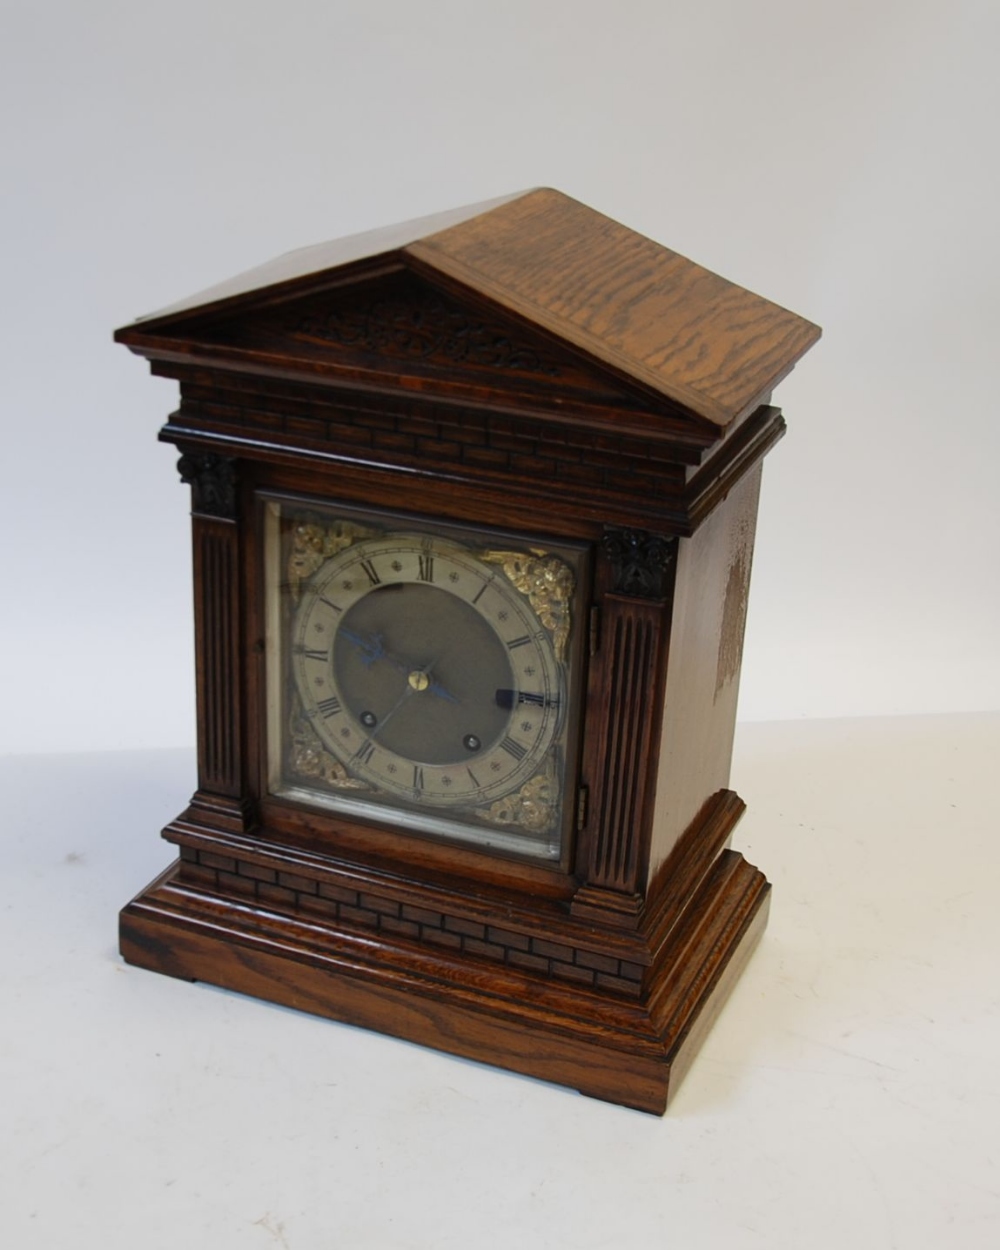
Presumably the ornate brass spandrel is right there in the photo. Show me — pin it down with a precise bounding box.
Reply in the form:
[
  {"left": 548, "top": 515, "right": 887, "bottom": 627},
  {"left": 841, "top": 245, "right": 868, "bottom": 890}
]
[
  {"left": 287, "top": 516, "right": 378, "bottom": 600},
  {"left": 481, "top": 548, "right": 574, "bottom": 662},
  {"left": 477, "top": 755, "right": 559, "bottom": 836},
  {"left": 288, "top": 696, "right": 370, "bottom": 792}
]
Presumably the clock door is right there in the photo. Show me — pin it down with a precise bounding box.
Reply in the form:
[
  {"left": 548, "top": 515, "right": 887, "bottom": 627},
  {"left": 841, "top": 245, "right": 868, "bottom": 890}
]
[{"left": 262, "top": 496, "right": 588, "bottom": 863}]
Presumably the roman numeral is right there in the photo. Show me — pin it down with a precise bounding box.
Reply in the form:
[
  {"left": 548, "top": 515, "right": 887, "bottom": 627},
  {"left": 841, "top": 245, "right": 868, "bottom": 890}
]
[
  {"left": 496, "top": 688, "right": 562, "bottom": 710},
  {"left": 472, "top": 581, "right": 489, "bottom": 605},
  {"left": 359, "top": 559, "right": 380, "bottom": 586},
  {"left": 520, "top": 691, "right": 560, "bottom": 709},
  {"left": 354, "top": 740, "right": 375, "bottom": 765},
  {"left": 418, "top": 554, "right": 434, "bottom": 582},
  {"left": 412, "top": 765, "right": 425, "bottom": 790},
  {"left": 500, "top": 735, "right": 527, "bottom": 762},
  {"left": 506, "top": 635, "right": 532, "bottom": 650},
  {"left": 316, "top": 696, "right": 342, "bottom": 717},
  {"left": 304, "top": 648, "right": 328, "bottom": 661},
  {"left": 466, "top": 767, "right": 481, "bottom": 789},
  {"left": 319, "top": 597, "right": 342, "bottom": 613}
]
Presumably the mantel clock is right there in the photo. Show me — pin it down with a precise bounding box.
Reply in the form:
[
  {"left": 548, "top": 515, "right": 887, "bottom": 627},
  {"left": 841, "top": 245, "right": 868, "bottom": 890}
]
[{"left": 117, "top": 189, "right": 819, "bottom": 1113}]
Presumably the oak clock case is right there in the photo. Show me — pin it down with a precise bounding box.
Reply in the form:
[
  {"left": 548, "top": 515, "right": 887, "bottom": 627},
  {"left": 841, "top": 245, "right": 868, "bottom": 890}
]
[
  {"left": 265, "top": 499, "right": 585, "bottom": 863},
  {"left": 115, "top": 188, "right": 820, "bottom": 1115}
]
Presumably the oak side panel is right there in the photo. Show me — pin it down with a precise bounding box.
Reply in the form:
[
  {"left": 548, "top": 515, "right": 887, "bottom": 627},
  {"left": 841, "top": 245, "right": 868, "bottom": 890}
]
[{"left": 645, "top": 464, "right": 762, "bottom": 885}]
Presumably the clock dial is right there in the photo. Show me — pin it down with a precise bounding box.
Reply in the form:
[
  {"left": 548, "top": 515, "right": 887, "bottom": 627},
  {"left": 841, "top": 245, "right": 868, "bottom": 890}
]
[{"left": 267, "top": 504, "right": 581, "bottom": 860}]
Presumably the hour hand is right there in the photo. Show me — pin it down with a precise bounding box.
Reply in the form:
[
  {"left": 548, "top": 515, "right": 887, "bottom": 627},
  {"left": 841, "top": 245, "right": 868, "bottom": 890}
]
[
  {"left": 339, "top": 626, "right": 385, "bottom": 667},
  {"left": 403, "top": 660, "right": 461, "bottom": 705},
  {"left": 427, "top": 675, "right": 460, "bottom": 705}
]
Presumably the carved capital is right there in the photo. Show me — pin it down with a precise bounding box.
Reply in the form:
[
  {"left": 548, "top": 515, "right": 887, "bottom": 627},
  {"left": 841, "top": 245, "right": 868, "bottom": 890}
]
[
  {"left": 601, "top": 528, "right": 676, "bottom": 600},
  {"left": 177, "top": 453, "right": 238, "bottom": 520}
]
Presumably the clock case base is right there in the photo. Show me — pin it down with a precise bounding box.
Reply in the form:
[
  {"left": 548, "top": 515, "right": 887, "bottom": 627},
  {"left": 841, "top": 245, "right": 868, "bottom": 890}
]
[{"left": 120, "top": 794, "right": 769, "bottom": 1115}]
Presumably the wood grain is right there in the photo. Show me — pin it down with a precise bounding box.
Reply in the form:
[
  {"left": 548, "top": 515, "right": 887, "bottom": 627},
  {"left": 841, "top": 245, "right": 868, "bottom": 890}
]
[
  {"left": 577, "top": 595, "right": 667, "bottom": 898},
  {"left": 121, "top": 841, "right": 769, "bottom": 1114},
  {"left": 410, "top": 189, "right": 820, "bottom": 429},
  {"left": 648, "top": 466, "right": 763, "bottom": 879},
  {"left": 118, "top": 187, "right": 819, "bottom": 433},
  {"left": 125, "top": 191, "right": 527, "bottom": 327}
]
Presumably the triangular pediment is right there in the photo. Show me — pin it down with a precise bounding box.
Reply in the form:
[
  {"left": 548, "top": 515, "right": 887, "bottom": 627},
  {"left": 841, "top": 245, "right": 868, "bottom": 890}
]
[
  {"left": 120, "top": 264, "right": 688, "bottom": 431},
  {"left": 117, "top": 188, "right": 820, "bottom": 437}
]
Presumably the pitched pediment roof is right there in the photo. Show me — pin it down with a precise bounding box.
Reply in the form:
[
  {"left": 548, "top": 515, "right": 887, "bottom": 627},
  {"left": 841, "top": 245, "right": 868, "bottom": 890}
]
[{"left": 117, "top": 188, "right": 819, "bottom": 432}]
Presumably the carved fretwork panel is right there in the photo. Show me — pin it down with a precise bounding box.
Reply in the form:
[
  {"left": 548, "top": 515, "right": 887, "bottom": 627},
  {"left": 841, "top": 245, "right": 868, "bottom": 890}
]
[
  {"left": 185, "top": 269, "right": 660, "bottom": 414},
  {"left": 289, "top": 278, "right": 563, "bottom": 377}
]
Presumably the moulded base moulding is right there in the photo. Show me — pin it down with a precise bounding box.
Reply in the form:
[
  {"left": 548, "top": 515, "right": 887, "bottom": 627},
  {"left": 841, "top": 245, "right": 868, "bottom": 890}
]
[{"left": 119, "top": 847, "right": 769, "bottom": 1115}]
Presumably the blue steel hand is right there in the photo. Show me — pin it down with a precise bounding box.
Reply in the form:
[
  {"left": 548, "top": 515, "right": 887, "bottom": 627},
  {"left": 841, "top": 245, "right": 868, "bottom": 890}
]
[
  {"left": 371, "top": 659, "right": 445, "bottom": 739},
  {"left": 404, "top": 655, "right": 461, "bottom": 705},
  {"left": 426, "top": 675, "right": 460, "bottom": 705},
  {"left": 338, "top": 626, "right": 385, "bottom": 668},
  {"left": 338, "top": 626, "right": 460, "bottom": 703}
]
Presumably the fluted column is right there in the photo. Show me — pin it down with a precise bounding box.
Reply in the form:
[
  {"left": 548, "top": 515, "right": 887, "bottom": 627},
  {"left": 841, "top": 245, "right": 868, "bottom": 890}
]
[
  {"left": 572, "top": 528, "right": 676, "bottom": 924},
  {"left": 177, "top": 452, "right": 249, "bottom": 830}
]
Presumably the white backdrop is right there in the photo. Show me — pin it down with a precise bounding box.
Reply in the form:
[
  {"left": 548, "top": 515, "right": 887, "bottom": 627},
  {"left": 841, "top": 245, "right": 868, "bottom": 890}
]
[{"left": 3, "top": 0, "right": 998, "bottom": 752}]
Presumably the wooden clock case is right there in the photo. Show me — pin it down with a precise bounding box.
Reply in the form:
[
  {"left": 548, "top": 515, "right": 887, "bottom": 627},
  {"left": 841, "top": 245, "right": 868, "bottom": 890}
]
[{"left": 116, "top": 189, "right": 819, "bottom": 1114}]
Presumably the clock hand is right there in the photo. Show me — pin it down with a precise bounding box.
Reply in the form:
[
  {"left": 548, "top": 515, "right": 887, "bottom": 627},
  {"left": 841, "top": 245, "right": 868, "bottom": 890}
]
[
  {"left": 338, "top": 626, "right": 385, "bottom": 668},
  {"left": 407, "top": 655, "right": 460, "bottom": 705},
  {"left": 368, "top": 680, "right": 416, "bottom": 739},
  {"left": 339, "top": 628, "right": 449, "bottom": 699},
  {"left": 364, "top": 657, "right": 441, "bottom": 744},
  {"left": 427, "top": 674, "right": 460, "bottom": 705},
  {"left": 381, "top": 650, "right": 457, "bottom": 703},
  {"left": 365, "top": 634, "right": 461, "bottom": 705},
  {"left": 336, "top": 609, "right": 462, "bottom": 706}
]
